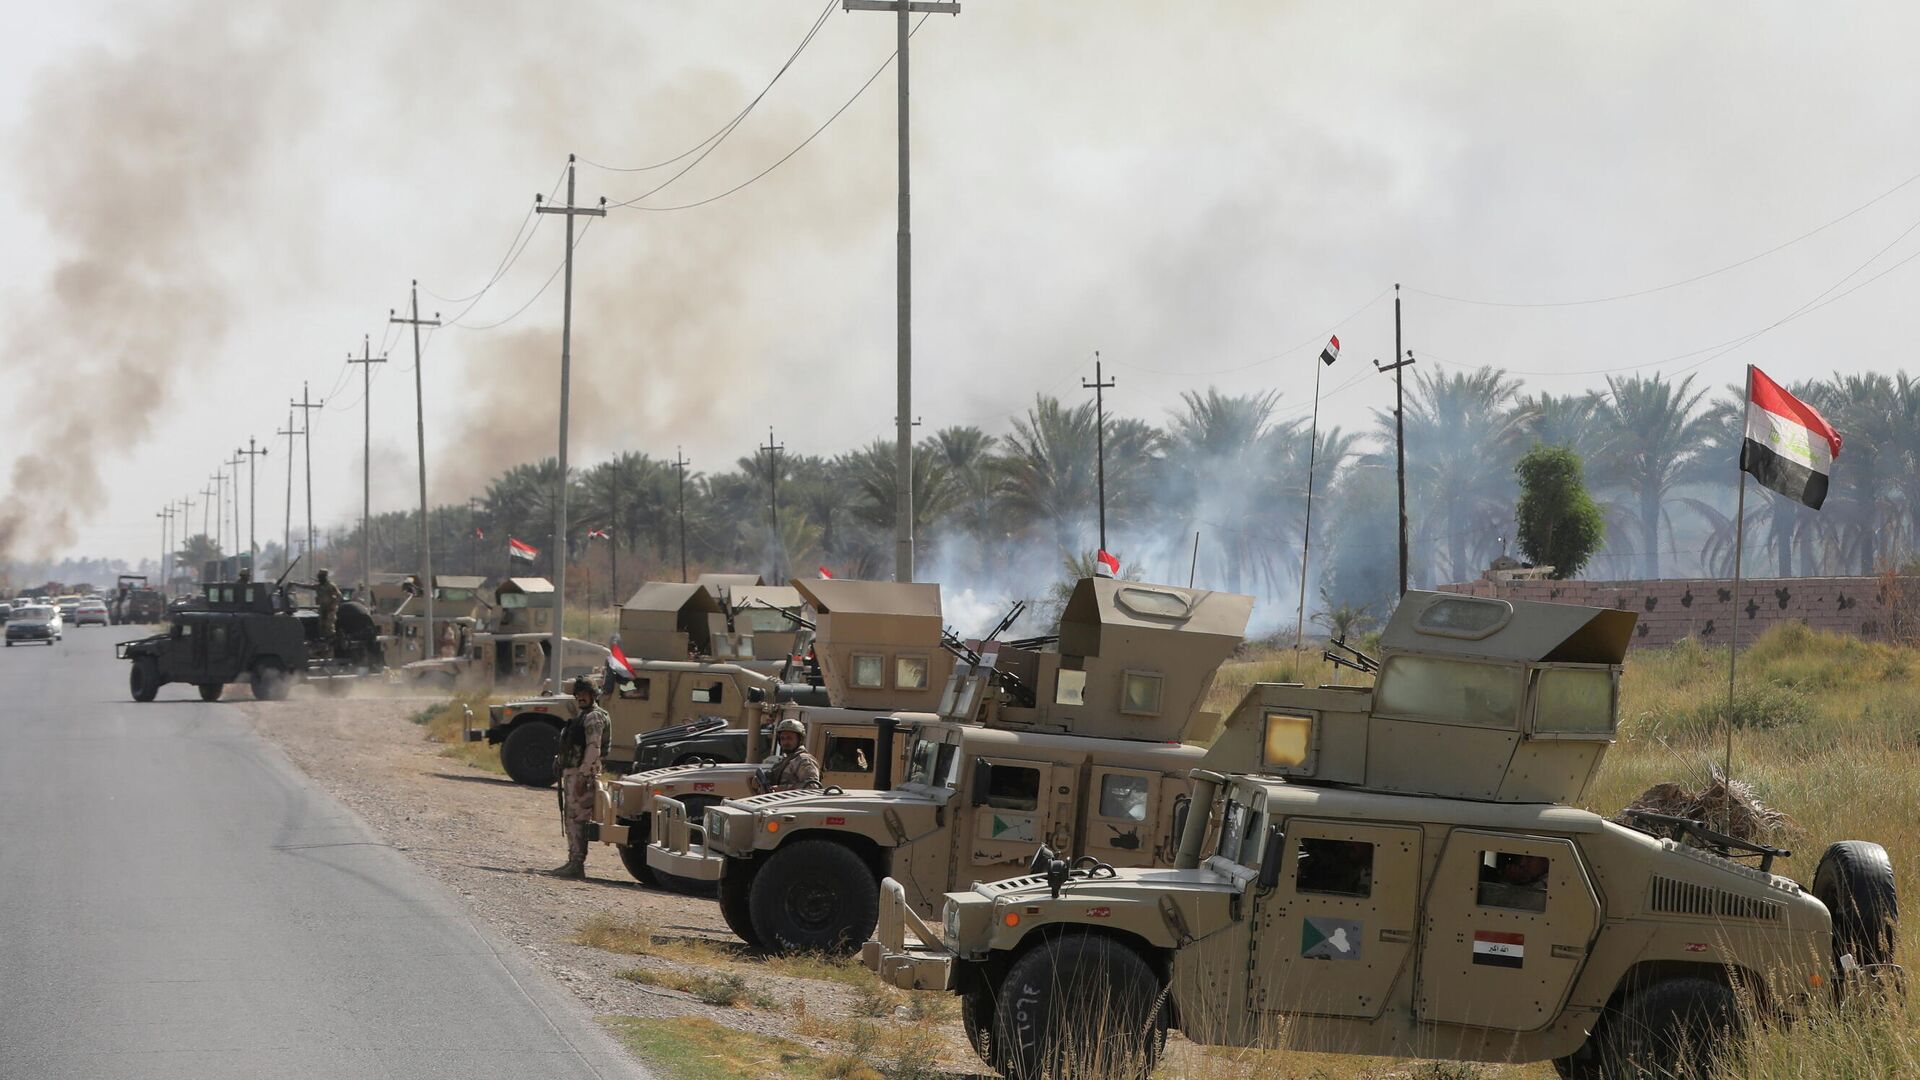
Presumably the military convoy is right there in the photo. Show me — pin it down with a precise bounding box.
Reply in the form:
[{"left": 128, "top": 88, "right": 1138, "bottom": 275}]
[
  {"left": 117, "top": 577, "right": 385, "bottom": 701},
  {"left": 590, "top": 577, "right": 957, "bottom": 889},
  {"left": 395, "top": 576, "right": 608, "bottom": 698},
  {"left": 108, "top": 574, "right": 167, "bottom": 625},
  {"left": 648, "top": 576, "right": 1255, "bottom": 954},
  {"left": 864, "top": 591, "right": 1901, "bottom": 1079}
]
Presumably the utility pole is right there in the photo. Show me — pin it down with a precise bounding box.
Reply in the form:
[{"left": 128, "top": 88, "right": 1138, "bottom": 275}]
[
  {"left": 535, "top": 155, "right": 608, "bottom": 685},
  {"left": 277, "top": 410, "right": 302, "bottom": 572},
  {"left": 1375, "top": 284, "right": 1414, "bottom": 596},
  {"left": 210, "top": 472, "right": 225, "bottom": 560},
  {"left": 760, "top": 429, "right": 786, "bottom": 579},
  {"left": 391, "top": 281, "right": 442, "bottom": 655},
  {"left": 672, "top": 448, "right": 690, "bottom": 584},
  {"left": 1081, "top": 352, "right": 1115, "bottom": 554},
  {"left": 348, "top": 335, "right": 386, "bottom": 588},
  {"left": 291, "top": 383, "right": 323, "bottom": 569},
  {"left": 226, "top": 450, "right": 247, "bottom": 573},
  {"left": 156, "top": 507, "right": 173, "bottom": 588},
  {"left": 844, "top": 0, "right": 961, "bottom": 584},
  {"left": 177, "top": 496, "right": 196, "bottom": 593},
  {"left": 467, "top": 498, "right": 481, "bottom": 576},
  {"left": 238, "top": 438, "right": 267, "bottom": 575}
]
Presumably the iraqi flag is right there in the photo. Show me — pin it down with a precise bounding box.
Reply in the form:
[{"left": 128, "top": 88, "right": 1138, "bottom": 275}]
[
  {"left": 587, "top": 527, "right": 609, "bottom": 540},
  {"left": 1094, "top": 549, "right": 1120, "bottom": 578},
  {"left": 508, "top": 537, "right": 539, "bottom": 562},
  {"left": 817, "top": 566, "right": 833, "bottom": 579},
  {"left": 1741, "top": 366, "right": 1842, "bottom": 510},
  {"left": 608, "top": 640, "right": 637, "bottom": 679},
  {"left": 1319, "top": 335, "right": 1340, "bottom": 366}
]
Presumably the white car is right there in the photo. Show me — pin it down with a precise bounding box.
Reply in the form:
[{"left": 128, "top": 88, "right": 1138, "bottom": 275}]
[
  {"left": 6, "top": 605, "right": 62, "bottom": 646},
  {"left": 73, "top": 599, "right": 110, "bottom": 626}
]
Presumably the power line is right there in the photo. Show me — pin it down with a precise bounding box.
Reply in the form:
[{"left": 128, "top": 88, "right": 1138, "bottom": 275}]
[
  {"left": 415, "top": 159, "right": 572, "bottom": 324},
  {"left": 581, "top": 0, "right": 838, "bottom": 176},
  {"left": 447, "top": 218, "right": 597, "bottom": 332},
  {"left": 607, "top": 12, "right": 931, "bottom": 213},
  {"left": 1409, "top": 163, "right": 1920, "bottom": 308}
]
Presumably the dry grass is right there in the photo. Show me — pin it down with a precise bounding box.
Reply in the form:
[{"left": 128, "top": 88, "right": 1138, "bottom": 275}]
[{"left": 410, "top": 691, "right": 508, "bottom": 773}]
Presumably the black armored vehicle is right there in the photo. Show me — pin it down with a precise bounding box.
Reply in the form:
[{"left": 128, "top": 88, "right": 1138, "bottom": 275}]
[
  {"left": 115, "top": 577, "right": 385, "bottom": 702},
  {"left": 108, "top": 574, "right": 167, "bottom": 625}
]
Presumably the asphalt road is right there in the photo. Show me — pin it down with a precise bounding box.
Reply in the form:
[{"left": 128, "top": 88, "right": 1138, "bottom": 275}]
[{"left": 0, "top": 626, "right": 649, "bottom": 1080}]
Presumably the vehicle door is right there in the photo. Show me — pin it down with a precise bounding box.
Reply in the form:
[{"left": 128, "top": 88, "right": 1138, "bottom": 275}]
[
  {"left": 682, "top": 673, "right": 730, "bottom": 721},
  {"left": 963, "top": 755, "right": 1063, "bottom": 876},
  {"left": 1249, "top": 817, "right": 1424, "bottom": 1021},
  {"left": 816, "top": 724, "right": 880, "bottom": 789},
  {"left": 1414, "top": 830, "right": 1600, "bottom": 1031},
  {"left": 163, "top": 620, "right": 196, "bottom": 679},
  {"left": 1081, "top": 765, "right": 1165, "bottom": 868}
]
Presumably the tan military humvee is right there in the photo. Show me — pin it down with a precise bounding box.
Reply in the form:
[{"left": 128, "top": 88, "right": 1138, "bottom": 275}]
[
  {"left": 865, "top": 591, "right": 1900, "bottom": 1080},
  {"left": 396, "top": 576, "right": 605, "bottom": 697},
  {"left": 648, "top": 577, "right": 1255, "bottom": 954},
  {"left": 592, "top": 577, "right": 955, "bottom": 887}
]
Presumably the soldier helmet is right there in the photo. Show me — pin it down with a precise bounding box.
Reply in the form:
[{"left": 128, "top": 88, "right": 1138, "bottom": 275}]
[
  {"left": 316, "top": 569, "right": 330, "bottom": 581},
  {"left": 774, "top": 717, "right": 805, "bottom": 737},
  {"left": 571, "top": 675, "right": 599, "bottom": 699}
]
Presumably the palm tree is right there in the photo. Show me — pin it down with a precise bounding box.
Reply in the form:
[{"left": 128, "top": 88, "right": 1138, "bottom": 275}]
[
  {"left": 1813, "top": 373, "right": 1904, "bottom": 574},
  {"left": 578, "top": 452, "right": 668, "bottom": 600},
  {"left": 1370, "top": 367, "right": 1529, "bottom": 585},
  {"left": 1162, "top": 389, "right": 1290, "bottom": 594},
  {"left": 1592, "top": 374, "right": 1713, "bottom": 579},
  {"left": 1517, "top": 390, "right": 1605, "bottom": 459}
]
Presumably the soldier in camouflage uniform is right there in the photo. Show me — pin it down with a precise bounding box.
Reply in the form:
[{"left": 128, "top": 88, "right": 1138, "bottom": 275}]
[
  {"left": 298, "top": 569, "right": 343, "bottom": 655},
  {"left": 760, "top": 716, "right": 822, "bottom": 793},
  {"left": 549, "top": 675, "right": 609, "bottom": 878}
]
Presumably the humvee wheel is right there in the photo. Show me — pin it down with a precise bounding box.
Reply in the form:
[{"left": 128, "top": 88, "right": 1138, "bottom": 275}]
[
  {"left": 748, "top": 839, "right": 878, "bottom": 954},
  {"left": 961, "top": 984, "right": 996, "bottom": 1064},
  {"left": 1814, "top": 841, "right": 1899, "bottom": 968},
  {"left": 197, "top": 683, "right": 225, "bottom": 703},
  {"left": 718, "top": 860, "right": 762, "bottom": 949},
  {"left": 129, "top": 660, "right": 159, "bottom": 703},
  {"left": 991, "top": 932, "right": 1168, "bottom": 1079},
  {"left": 501, "top": 722, "right": 561, "bottom": 788},
  {"left": 1559, "top": 977, "right": 1739, "bottom": 1080},
  {"left": 252, "top": 667, "right": 294, "bottom": 702},
  {"left": 616, "top": 837, "right": 657, "bottom": 886}
]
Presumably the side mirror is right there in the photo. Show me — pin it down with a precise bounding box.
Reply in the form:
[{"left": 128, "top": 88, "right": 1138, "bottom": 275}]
[
  {"left": 969, "top": 759, "right": 994, "bottom": 807},
  {"left": 1256, "top": 827, "right": 1287, "bottom": 892},
  {"left": 1026, "top": 844, "right": 1058, "bottom": 876}
]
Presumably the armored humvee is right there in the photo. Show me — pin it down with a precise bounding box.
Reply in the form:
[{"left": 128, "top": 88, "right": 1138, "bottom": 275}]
[
  {"left": 109, "top": 574, "right": 166, "bottom": 625},
  {"left": 593, "top": 577, "right": 957, "bottom": 887},
  {"left": 866, "top": 591, "right": 1900, "bottom": 1080},
  {"left": 469, "top": 577, "right": 809, "bottom": 787},
  {"left": 649, "top": 577, "right": 1255, "bottom": 954},
  {"left": 395, "top": 576, "right": 607, "bottom": 698},
  {"left": 117, "top": 579, "right": 386, "bottom": 701}
]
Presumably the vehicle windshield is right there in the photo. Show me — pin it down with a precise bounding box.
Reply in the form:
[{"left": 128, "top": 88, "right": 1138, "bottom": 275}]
[
  {"left": 902, "top": 735, "right": 957, "bottom": 788},
  {"left": 1216, "top": 788, "right": 1264, "bottom": 866},
  {"left": 16, "top": 606, "right": 52, "bottom": 620}
]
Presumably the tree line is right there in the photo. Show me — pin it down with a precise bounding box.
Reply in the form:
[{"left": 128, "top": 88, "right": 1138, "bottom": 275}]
[{"left": 169, "top": 367, "right": 1920, "bottom": 626}]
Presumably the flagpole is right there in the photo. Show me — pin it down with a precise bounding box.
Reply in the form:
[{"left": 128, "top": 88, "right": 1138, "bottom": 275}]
[
  {"left": 1726, "top": 364, "right": 1753, "bottom": 830},
  {"left": 1295, "top": 352, "right": 1326, "bottom": 653}
]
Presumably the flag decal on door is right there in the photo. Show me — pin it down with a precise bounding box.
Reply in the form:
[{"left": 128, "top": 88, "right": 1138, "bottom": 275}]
[
  {"left": 1300, "top": 917, "right": 1363, "bottom": 961},
  {"left": 1472, "top": 930, "right": 1525, "bottom": 968},
  {"left": 989, "top": 814, "right": 1036, "bottom": 842}
]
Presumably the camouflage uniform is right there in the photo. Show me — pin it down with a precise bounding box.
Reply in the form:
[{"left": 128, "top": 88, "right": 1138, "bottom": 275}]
[
  {"left": 313, "top": 579, "right": 343, "bottom": 644},
  {"left": 765, "top": 746, "right": 822, "bottom": 791},
  {"left": 557, "top": 703, "right": 610, "bottom": 866}
]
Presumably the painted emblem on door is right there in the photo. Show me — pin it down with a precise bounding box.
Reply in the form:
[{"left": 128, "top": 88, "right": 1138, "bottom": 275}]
[{"left": 1301, "top": 917, "right": 1363, "bottom": 960}]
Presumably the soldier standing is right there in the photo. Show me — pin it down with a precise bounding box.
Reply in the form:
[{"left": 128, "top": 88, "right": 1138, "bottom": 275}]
[
  {"left": 760, "top": 716, "right": 821, "bottom": 792},
  {"left": 549, "top": 676, "right": 609, "bottom": 878},
  {"left": 305, "top": 569, "right": 343, "bottom": 654}
]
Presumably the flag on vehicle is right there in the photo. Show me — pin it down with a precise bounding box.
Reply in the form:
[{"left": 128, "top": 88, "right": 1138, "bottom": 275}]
[
  {"left": 473, "top": 526, "right": 485, "bottom": 539},
  {"left": 1094, "top": 549, "right": 1120, "bottom": 578},
  {"left": 587, "top": 528, "right": 609, "bottom": 540},
  {"left": 1319, "top": 335, "right": 1340, "bottom": 366},
  {"left": 508, "top": 537, "right": 539, "bottom": 561},
  {"left": 818, "top": 566, "right": 833, "bottom": 579},
  {"left": 608, "top": 641, "right": 637, "bottom": 680},
  {"left": 1741, "top": 366, "right": 1841, "bottom": 510}
]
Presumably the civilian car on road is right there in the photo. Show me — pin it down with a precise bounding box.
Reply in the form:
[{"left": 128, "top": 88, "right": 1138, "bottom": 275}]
[
  {"left": 55, "top": 595, "right": 81, "bottom": 620},
  {"left": 6, "top": 605, "right": 63, "bottom": 645},
  {"left": 74, "top": 599, "right": 110, "bottom": 626}
]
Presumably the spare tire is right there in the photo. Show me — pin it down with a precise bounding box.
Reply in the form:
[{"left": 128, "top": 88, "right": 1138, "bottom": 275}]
[
  {"left": 501, "top": 721, "right": 560, "bottom": 788},
  {"left": 1814, "top": 840, "right": 1898, "bottom": 967}
]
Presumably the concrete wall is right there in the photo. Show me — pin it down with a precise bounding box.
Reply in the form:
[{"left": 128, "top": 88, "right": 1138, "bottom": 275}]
[{"left": 1439, "top": 575, "right": 1919, "bottom": 649}]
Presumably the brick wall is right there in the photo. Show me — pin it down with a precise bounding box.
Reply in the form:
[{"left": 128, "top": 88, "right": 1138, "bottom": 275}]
[{"left": 1439, "top": 575, "right": 1920, "bottom": 649}]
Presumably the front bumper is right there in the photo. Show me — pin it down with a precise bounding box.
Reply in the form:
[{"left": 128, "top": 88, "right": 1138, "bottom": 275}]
[
  {"left": 8, "top": 628, "right": 53, "bottom": 641},
  {"left": 861, "top": 877, "right": 956, "bottom": 991},
  {"left": 644, "top": 796, "right": 727, "bottom": 882}
]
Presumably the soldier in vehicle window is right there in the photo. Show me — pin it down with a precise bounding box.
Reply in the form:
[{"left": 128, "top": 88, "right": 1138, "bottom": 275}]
[
  {"left": 1477, "top": 852, "right": 1550, "bottom": 912},
  {"left": 756, "top": 717, "right": 821, "bottom": 793}
]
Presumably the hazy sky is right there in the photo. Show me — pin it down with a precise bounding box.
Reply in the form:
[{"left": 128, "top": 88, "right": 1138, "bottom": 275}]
[{"left": 6, "top": 1, "right": 1920, "bottom": 566}]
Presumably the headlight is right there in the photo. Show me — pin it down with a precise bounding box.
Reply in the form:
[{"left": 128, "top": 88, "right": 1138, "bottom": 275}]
[
  {"left": 943, "top": 904, "right": 960, "bottom": 947},
  {"left": 705, "top": 810, "right": 726, "bottom": 845}
]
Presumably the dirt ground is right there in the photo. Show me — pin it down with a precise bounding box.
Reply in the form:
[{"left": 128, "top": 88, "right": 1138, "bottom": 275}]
[{"left": 235, "top": 688, "right": 980, "bottom": 1074}]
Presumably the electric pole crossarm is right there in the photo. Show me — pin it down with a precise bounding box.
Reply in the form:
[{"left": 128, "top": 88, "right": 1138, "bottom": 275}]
[{"left": 843, "top": 0, "right": 959, "bottom": 11}]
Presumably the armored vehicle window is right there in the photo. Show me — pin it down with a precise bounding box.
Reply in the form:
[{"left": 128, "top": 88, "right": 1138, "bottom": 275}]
[
  {"left": 619, "top": 678, "right": 650, "bottom": 701},
  {"left": 936, "top": 743, "right": 959, "bottom": 786},
  {"left": 1375, "top": 656, "right": 1524, "bottom": 728},
  {"left": 1099, "top": 774, "right": 1150, "bottom": 822},
  {"left": 1296, "top": 838, "right": 1374, "bottom": 898},
  {"left": 982, "top": 764, "right": 1041, "bottom": 812},
  {"left": 1218, "top": 798, "right": 1251, "bottom": 862},
  {"left": 1263, "top": 711, "right": 1313, "bottom": 769},
  {"left": 745, "top": 609, "right": 789, "bottom": 633},
  {"left": 895, "top": 655, "right": 930, "bottom": 691},
  {"left": 690, "top": 681, "right": 724, "bottom": 705},
  {"left": 904, "top": 738, "right": 941, "bottom": 785},
  {"left": 737, "top": 635, "right": 755, "bottom": 657},
  {"left": 499, "top": 592, "right": 530, "bottom": 609},
  {"left": 1415, "top": 596, "right": 1512, "bottom": 638},
  {"left": 1476, "top": 850, "right": 1550, "bottom": 913},
  {"left": 1116, "top": 587, "right": 1190, "bottom": 620},
  {"left": 1533, "top": 668, "right": 1614, "bottom": 734},
  {"left": 1055, "top": 668, "right": 1087, "bottom": 706},
  {"left": 1121, "top": 671, "right": 1163, "bottom": 716},
  {"left": 710, "top": 637, "right": 734, "bottom": 658},
  {"left": 851, "top": 653, "right": 885, "bottom": 689},
  {"left": 824, "top": 735, "right": 875, "bottom": 773}
]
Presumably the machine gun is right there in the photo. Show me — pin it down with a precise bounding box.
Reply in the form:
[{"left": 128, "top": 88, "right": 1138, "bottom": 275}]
[{"left": 1323, "top": 635, "right": 1380, "bottom": 677}]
